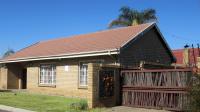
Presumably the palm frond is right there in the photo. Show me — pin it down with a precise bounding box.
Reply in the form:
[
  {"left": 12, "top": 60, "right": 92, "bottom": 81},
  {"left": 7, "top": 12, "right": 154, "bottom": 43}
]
[
  {"left": 119, "top": 6, "right": 139, "bottom": 22},
  {"left": 3, "top": 49, "right": 15, "bottom": 58},
  {"left": 119, "top": 6, "right": 132, "bottom": 15},
  {"left": 108, "top": 19, "right": 131, "bottom": 28},
  {"left": 142, "top": 8, "right": 157, "bottom": 22},
  {"left": 109, "top": 6, "right": 157, "bottom": 28}
]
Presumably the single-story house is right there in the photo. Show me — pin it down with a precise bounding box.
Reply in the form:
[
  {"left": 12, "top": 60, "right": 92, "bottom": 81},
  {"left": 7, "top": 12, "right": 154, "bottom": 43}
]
[{"left": 0, "top": 23, "right": 175, "bottom": 108}]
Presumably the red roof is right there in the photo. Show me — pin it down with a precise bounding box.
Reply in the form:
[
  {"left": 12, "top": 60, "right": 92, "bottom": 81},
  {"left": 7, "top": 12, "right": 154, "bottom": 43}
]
[
  {"left": 1, "top": 23, "right": 152, "bottom": 62},
  {"left": 0, "top": 22, "right": 174, "bottom": 63},
  {"left": 173, "top": 48, "right": 200, "bottom": 65},
  {"left": 172, "top": 49, "right": 184, "bottom": 64}
]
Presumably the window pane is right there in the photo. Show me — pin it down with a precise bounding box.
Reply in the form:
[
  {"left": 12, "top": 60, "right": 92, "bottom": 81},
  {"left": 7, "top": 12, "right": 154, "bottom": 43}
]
[
  {"left": 40, "top": 64, "right": 56, "bottom": 85},
  {"left": 79, "top": 63, "right": 88, "bottom": 86}
]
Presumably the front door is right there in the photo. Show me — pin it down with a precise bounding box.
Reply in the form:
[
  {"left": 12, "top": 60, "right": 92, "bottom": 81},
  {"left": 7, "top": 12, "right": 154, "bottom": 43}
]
[{"left": 99, "top": 69, "right": 115, "bottom": 107}]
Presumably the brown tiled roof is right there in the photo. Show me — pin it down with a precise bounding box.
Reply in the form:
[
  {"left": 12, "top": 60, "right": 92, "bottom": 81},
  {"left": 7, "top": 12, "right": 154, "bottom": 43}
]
[{"left": 2, "top": 23, "right": 153, "bottom": 62}]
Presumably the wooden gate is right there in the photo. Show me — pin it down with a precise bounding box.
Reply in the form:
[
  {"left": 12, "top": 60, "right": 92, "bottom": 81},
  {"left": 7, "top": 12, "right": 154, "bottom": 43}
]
[{"left": 121, "top": 69, "right": 192, "bottom": 111}]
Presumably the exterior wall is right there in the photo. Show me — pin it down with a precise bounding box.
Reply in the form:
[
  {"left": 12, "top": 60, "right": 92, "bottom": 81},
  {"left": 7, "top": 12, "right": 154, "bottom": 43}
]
[
  {"left": 197, "top": 57, "right": 200, "bottom": 74},
  {"left": 0, "top": 56, "right": 118, "bottom": 108},
  {"left": 25, "top": 56, "right": 118, "bottom": 108},
  {"left": 0, "top": 63, "right": 25, "bottom": 89},
  {"left": 27, "top": 60, "right": 89, "bottom": 98},
  {"left": 183, "top": 48, "right": 189, "bottom": 66},
  {"left": 0, "top": 66, "right": 8, "bottom": 89},
  {"left": 87, "top": 63, "right": 99, "bottom": 108},
  {"left": 120, "top": 27, "right": 173, "bottom": 68},
  {"left": 7, "top": 64, "right": 23, "bottom": 89}
]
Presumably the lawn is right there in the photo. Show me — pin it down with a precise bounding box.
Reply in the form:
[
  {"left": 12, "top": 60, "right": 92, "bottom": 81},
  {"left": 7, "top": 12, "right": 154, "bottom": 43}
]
[{"left": 0, "top": 92, "right": 104, "bottom": 112}]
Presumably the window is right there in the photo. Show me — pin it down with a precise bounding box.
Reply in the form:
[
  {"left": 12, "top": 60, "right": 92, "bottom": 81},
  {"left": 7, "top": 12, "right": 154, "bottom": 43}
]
[
  {"left": 79, "top": 62, "right": 88, "bottom": 86},
  {"left": 40, "top": 64, "right": 56, "bottom": 85}
]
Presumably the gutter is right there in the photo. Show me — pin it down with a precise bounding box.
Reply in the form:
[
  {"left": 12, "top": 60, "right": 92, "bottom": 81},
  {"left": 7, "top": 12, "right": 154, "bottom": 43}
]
[{"left": 0, "top": 49, "right": 119, "bottom": 64}]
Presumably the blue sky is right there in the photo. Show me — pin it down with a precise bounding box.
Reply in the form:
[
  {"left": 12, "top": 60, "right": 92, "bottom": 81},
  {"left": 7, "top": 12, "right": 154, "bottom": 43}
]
[{"left": 0, "top": 0, "right": 200, "bottom": 56}]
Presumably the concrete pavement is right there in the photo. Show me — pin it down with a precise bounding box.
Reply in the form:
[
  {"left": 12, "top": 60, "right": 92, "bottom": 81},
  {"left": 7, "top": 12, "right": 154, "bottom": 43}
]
[
  {"left": 0, "top": 109, "right": 10, "bottom": 112},
  {"left": 0, "top": 105, "right": 34, "bottom": 112},
  {"left": 105, "top": 106, "right": 171, "bottom": 112}
]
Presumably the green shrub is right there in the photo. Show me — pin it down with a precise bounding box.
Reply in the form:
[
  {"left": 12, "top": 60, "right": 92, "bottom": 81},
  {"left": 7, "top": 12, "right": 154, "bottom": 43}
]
[
  {"left": 188, "top": 74, "right": 200, "bottom": 112},
  {"left": 69, "top": 99, "right": 88, "bottom": 111}
]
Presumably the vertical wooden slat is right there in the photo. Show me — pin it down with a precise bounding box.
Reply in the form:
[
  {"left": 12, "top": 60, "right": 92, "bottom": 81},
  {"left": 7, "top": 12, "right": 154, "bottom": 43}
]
[{"left": 121, "top": 69, "right": 191, "bottom": 111}]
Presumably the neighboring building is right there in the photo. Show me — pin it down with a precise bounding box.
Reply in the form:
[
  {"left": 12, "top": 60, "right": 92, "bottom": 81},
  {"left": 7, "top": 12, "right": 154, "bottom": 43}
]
[
  {"left": 198, "top": 57, "right": 200, "bottom": 73},
  {"left": 172, "top": 48, "right": 200, "bottom": 67},
  {"left": 0, "top": 23, "right": 175, "bottom": 108}
]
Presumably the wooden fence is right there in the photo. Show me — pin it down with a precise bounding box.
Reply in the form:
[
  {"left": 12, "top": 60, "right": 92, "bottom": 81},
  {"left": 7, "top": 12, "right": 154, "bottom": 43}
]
[{"left": 121, "top": 69, "right": 192, "bottom": 111}]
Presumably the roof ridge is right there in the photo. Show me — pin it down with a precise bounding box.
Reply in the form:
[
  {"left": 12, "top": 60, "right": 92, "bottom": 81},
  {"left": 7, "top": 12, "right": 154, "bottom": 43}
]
[
  {"left": 172, "top": 49, "right": 184, "bottom": 51},
  {"left": 120, "top": 22, "right": 154, "bottom": 47},
  {"left": 39, "top": 22, "right": 153, "bottom": 44}
]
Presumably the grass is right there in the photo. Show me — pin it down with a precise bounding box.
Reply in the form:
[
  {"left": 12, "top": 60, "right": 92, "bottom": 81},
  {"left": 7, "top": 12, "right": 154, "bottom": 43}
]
[{"left": 0, "top": 92, "right": 105, "bottom": 112}]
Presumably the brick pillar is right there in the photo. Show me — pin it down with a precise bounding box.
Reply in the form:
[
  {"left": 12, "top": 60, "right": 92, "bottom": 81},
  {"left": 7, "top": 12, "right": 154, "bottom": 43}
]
[
  {"left": 197, "top": 57, "right": 200, "bottom": 74},
  {"left": 183, "top": 48, "right": 189, "bottom": 66},
  {"left": 87, "top": 63, "right": 100, "bottom": 108},
  {"left": 0, "top": 66, "right": 8, "bottom": 89}
]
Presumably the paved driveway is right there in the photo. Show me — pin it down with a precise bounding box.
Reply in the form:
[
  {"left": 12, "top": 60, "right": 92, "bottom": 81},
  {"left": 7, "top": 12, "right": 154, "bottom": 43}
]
[{"left": 105, "top": 106, "right": 171, "bottom": 112}]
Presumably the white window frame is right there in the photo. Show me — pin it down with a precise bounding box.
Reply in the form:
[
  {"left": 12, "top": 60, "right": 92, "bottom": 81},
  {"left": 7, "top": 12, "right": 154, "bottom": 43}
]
[
  {"left": 79, "top": 62, "right": 88, "bottom": 87},
  {"left": 39, "top": 64, "right": 56, "bottom": 85}
]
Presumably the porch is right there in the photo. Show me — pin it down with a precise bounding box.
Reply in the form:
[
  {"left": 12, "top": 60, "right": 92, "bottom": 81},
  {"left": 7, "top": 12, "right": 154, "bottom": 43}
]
[{"left": 0, "top": 62, "right": 27, "bottom": 90}]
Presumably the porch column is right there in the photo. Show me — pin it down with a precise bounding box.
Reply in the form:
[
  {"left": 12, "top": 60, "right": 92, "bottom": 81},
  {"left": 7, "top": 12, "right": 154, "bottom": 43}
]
[
  {"left": 87, "top": 63, "right": 100, "bottom": 108},
  {"left": 0, "top": 66, "right": 8, "bottom": 89}
]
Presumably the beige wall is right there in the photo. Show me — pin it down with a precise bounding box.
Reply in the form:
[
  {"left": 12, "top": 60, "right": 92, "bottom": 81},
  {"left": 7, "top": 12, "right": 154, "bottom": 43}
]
[
  {"left": 27, "top": 60, "right": 89, "bottom": 98},
  {"left": 87, "top": 63, "right": 99, "bottom": 108},
  {"left": 7, "top": 64, "right": 23, "bottom": 89},
  {"left": 0, "top": 64, "right": 24, "bottom": 89},
  {"left": 0, "top": 56, "right": 119, "bottom": 108},
  {"left": 25, "top": 56, "right": 119, "bottom": 108},
  {"left": 0, "top": 66, "right": 8, "bottom": 89}
]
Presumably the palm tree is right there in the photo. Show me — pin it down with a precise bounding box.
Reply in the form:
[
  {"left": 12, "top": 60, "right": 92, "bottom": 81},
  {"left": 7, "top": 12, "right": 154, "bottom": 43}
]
[
  {"left": 109, "top": 6, "right": 157, "bottom": 28},
  {"left": 2, "top": 49, "right": 15, "bottom": 58}
]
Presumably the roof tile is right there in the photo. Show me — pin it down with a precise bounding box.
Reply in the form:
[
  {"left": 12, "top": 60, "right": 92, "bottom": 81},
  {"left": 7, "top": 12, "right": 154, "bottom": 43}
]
[{"left": 3, "top": 23, "right": 152, "bottom": 61}]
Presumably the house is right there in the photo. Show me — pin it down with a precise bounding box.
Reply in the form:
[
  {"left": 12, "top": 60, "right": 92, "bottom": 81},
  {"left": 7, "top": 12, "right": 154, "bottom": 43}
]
[
  {"left": 172, "top": 48, "right": 200, "bottom": 67},
  {"left": 172, "top": 48, "right": 200, "bottom": 73},
  {"left": 0, "top": 23, "right": 175, "bottom": 108}
]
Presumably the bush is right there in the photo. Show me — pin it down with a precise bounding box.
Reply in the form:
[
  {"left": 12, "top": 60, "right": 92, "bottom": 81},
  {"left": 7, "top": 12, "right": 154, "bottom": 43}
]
[
  {"left": 188, "top": 74, "right": 200, "bottom": 112},
  {"left": 69, "top": 99, "right": 88, "bottom": 111}
]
